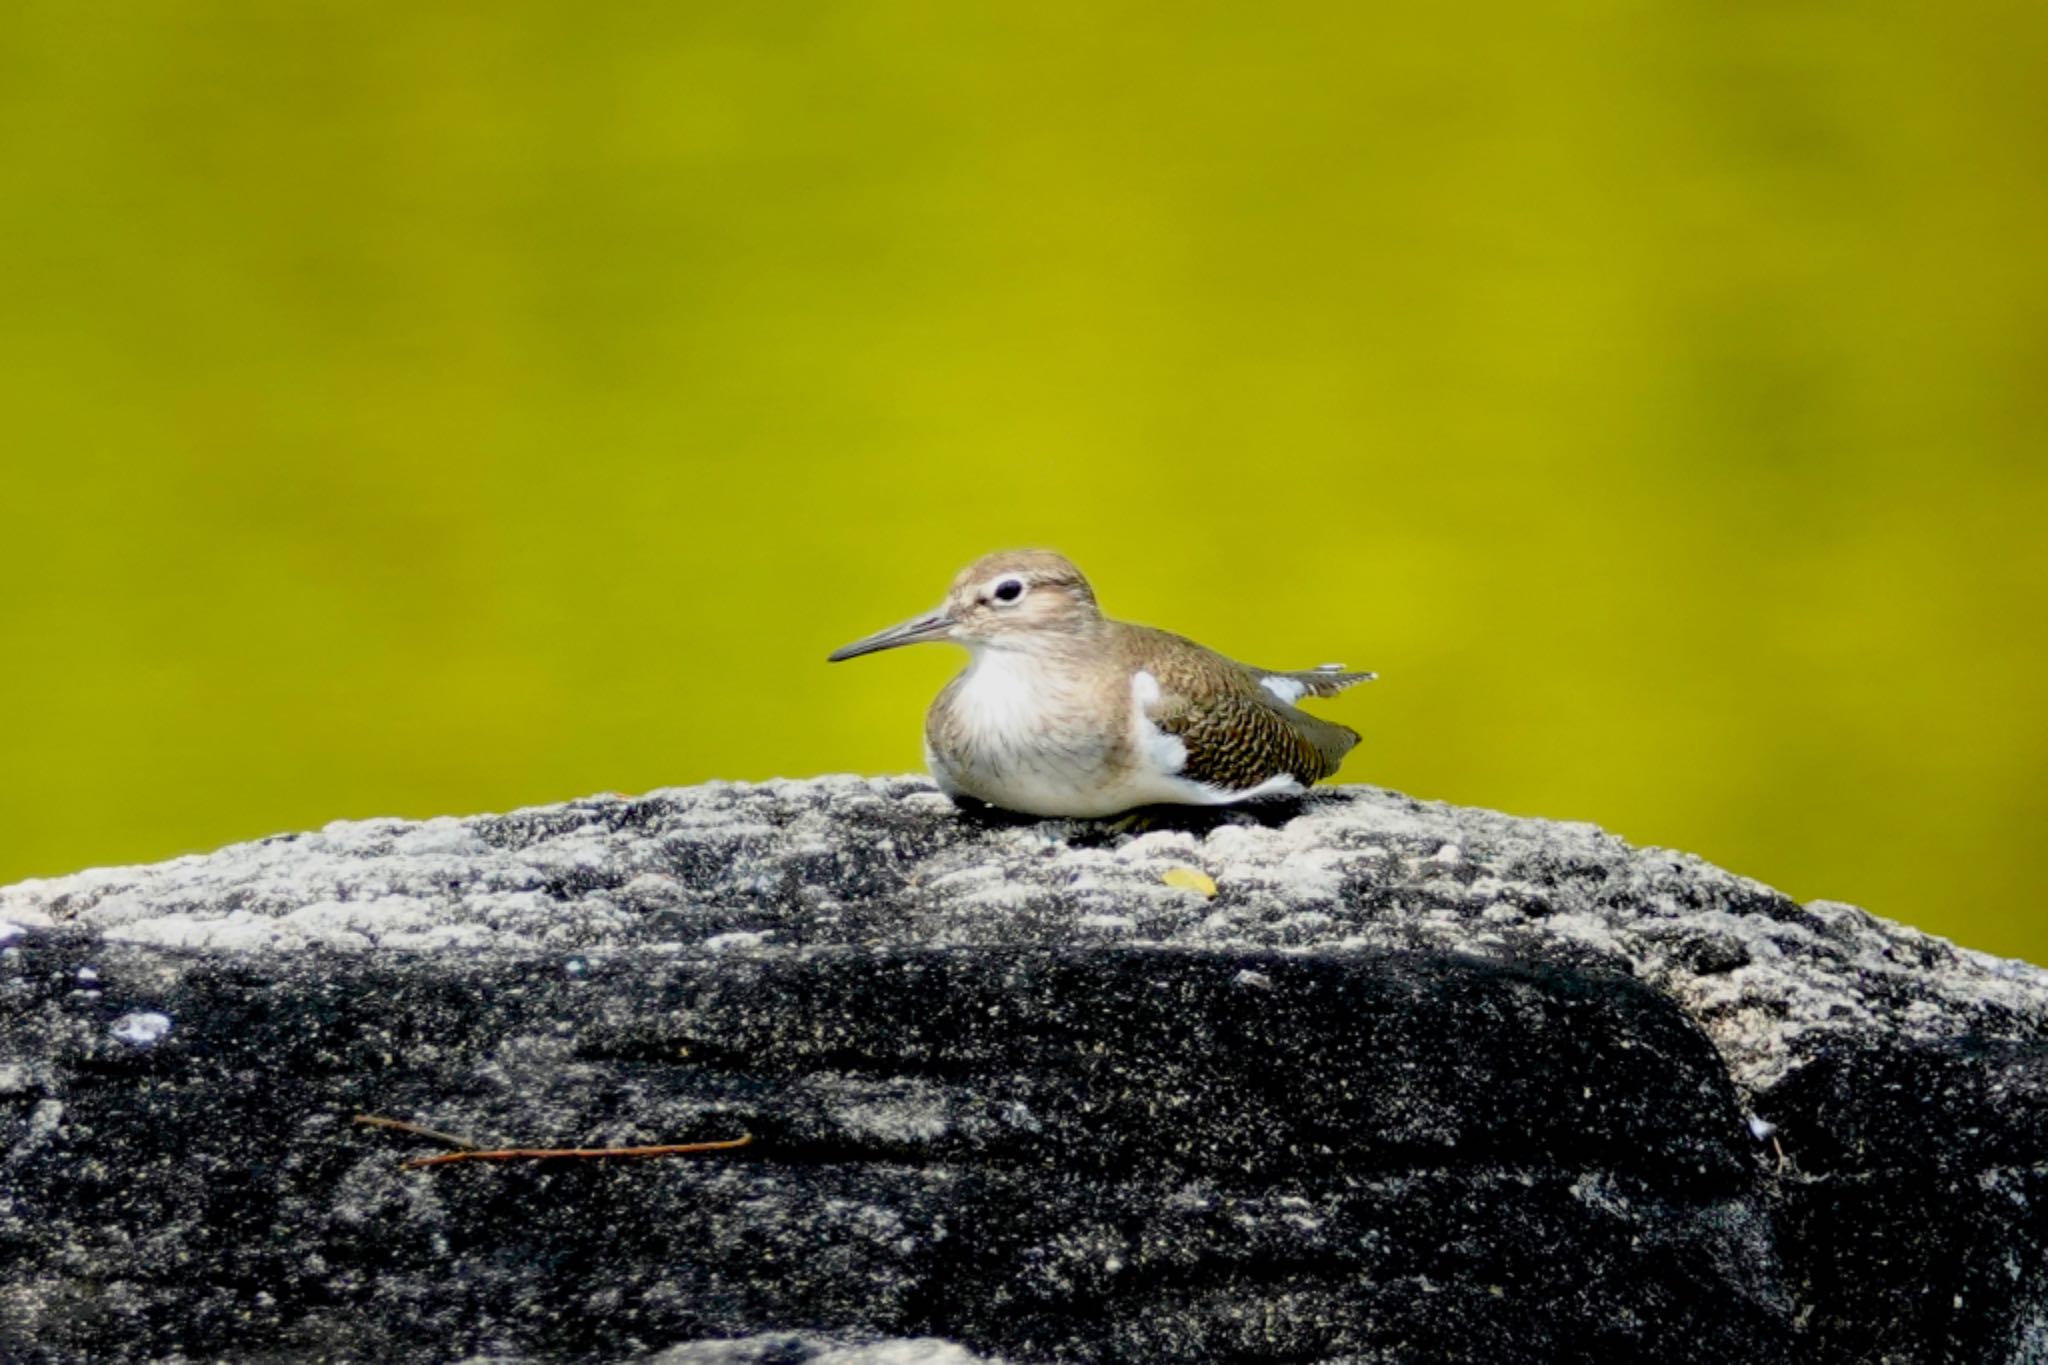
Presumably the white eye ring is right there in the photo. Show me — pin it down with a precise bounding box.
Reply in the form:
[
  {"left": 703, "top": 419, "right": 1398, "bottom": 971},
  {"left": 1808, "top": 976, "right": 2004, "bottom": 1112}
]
[{"left": 990, "top": 577, "right": 1027, "bottom": 605}]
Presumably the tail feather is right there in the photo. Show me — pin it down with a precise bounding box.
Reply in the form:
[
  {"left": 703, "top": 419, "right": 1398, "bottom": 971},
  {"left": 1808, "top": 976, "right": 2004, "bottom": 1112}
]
[
  {"left": 1258, "top": 663, "right": 1377, "bottom": 701},
  {"left": 1290, "top": 709, "right": 1362, "bottom": 775}
]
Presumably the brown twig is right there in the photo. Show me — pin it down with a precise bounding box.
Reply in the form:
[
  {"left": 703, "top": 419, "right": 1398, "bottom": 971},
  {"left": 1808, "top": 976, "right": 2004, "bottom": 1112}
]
[
  {"left": 398, "top": 1134, "right": 754, "bottom": 1171},
  {"left": 352, "top": 1113, "right": 482, "bottom": 1150}
]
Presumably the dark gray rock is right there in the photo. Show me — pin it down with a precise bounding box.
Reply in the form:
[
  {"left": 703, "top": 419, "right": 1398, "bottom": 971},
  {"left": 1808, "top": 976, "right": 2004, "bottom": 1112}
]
[{"left": 3, "top": 777, "right": 2045, "bottom": 1363}]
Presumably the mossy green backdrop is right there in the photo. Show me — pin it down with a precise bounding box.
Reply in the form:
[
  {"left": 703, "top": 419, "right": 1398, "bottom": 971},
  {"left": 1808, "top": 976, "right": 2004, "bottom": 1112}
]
[{"left": 3, "top": 4, "right": 2043, "bottom": 957}]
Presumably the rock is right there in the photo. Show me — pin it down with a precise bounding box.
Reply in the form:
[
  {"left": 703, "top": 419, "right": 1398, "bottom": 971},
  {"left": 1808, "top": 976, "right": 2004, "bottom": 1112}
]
[
  {"left": 2, "top": 777, "right": 2045, "bottom": 1363},
  {"left": 644, "top": 1338, "right": 997, "bottom": 1364}
]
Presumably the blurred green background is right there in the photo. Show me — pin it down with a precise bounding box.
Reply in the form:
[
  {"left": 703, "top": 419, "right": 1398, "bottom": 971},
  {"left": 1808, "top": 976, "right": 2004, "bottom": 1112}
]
[{"left": 2, "top": 3, "right": 2044, "bottom": 957}]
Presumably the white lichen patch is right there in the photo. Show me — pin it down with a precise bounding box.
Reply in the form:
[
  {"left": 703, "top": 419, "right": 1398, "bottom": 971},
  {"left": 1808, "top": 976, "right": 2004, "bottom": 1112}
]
[
  {"left": 703, "top": 930, "right": 775, "bottom": 952},
  {"left": 17, "top": 1099, "right": 63, "bottom": 1152},
  {"left": 831, "top": 1086, "right": 952, "bottom": 1145},
  {"left": 110, "top": 1012, "right": 173, "bottom": 1047}
]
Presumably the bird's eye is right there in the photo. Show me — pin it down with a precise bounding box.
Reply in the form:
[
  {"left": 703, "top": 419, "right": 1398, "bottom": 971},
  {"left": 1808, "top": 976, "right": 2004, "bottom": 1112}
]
[{"left": 992, "top": 578, "right": 1026, "bottom": 604}]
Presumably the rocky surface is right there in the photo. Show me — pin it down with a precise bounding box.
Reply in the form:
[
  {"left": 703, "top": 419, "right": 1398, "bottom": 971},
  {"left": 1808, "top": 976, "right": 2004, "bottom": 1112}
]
[{"left": 3, "top": 777, "right": 2046, "bottom": 1363}]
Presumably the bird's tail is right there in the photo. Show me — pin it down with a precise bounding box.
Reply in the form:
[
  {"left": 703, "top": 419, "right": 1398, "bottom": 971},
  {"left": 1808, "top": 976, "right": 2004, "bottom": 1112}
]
[
  {"left": 1263, "top": 663, "right": 1377, "bottom": 699},
  {"left": 1288, "top": 708, "right": 1362, "bottom": 775}
]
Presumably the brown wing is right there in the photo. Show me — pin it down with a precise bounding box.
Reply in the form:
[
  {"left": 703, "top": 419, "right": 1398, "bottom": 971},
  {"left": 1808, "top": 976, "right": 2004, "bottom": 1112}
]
[{"left": 1120, "top": 627, "right": 1359, "bottom": 792}]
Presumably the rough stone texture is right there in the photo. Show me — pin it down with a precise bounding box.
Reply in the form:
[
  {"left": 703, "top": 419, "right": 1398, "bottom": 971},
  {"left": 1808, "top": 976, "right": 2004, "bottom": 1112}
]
[{"left": 3, "top": 777, "right": 2046, "bottom": 1363}]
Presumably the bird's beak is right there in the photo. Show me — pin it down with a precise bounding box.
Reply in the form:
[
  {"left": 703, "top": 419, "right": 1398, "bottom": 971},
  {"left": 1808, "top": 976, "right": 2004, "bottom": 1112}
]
[{"left": 826, "top": 605, "right": 956, "bottom": 662}]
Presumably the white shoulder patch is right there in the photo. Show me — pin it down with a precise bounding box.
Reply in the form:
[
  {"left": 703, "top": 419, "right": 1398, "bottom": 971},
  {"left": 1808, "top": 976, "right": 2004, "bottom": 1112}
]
[
  {"left": 1128, "top": 669, "right": 1188, "bottom": 775},
  {"left": 1259, "top": 675, "right": 1306, "bottom": 704}
]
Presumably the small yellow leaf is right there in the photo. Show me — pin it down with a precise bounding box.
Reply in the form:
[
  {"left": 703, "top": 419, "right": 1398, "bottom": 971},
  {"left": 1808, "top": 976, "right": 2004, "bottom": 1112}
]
[{"left": 1160, "top": 866, "right": 1218, "bottom": 898}]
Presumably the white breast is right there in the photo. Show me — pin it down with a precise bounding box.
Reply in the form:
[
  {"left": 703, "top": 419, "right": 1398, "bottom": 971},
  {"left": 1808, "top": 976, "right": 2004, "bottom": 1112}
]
[
  {"left": 948, "top": 649, "right": 1058, "bottom": 751},
  {"left": 928, "top": 649, "right": 1126, "bottom": 817}
]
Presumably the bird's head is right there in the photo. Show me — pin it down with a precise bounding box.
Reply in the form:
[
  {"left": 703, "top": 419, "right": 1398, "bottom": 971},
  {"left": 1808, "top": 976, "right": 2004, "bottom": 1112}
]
[{"left": 826, "top": 549, "right": 1101, "bottom": 661}]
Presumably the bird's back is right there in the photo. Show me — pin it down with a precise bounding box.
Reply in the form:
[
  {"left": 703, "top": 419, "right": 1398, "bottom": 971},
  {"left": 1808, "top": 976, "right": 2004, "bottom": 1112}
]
[{"left": 1107, "top": 623, "right": 1361, "bottom": 790}]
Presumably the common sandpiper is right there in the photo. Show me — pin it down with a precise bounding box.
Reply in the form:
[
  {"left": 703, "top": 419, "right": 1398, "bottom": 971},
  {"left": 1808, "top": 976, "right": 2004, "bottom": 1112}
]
[{"left": 827, "top": 550, "right": 1373, "bottom": 818}]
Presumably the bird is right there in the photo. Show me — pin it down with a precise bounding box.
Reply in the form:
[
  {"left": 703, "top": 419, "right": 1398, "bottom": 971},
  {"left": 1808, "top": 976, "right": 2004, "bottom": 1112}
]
[{"left": 826, "top": 550, "right": 1373, "bottom": 818}]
